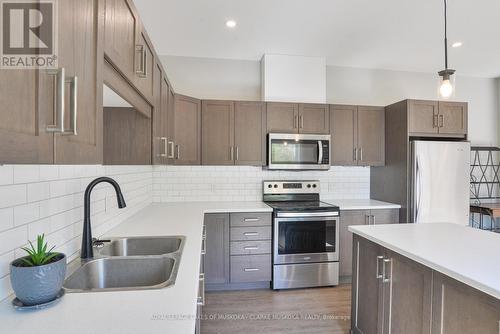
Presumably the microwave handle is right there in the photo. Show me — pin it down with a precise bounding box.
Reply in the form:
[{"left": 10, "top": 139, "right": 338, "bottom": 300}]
[{"left": 318, "top": 141, "right": 323, "bottom": 164}]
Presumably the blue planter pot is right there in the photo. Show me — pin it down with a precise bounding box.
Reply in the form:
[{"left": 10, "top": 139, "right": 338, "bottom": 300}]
[{"left": 10, "top": 253, "right": 67, "bottom": 306}]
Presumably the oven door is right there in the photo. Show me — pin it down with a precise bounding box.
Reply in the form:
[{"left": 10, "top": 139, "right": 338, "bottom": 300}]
[
  {"left": 273, "top": 213, "right": 339, "bottom": 265},
  {"left": 268, "top": 133, "right": 330, "bottom": 170}
]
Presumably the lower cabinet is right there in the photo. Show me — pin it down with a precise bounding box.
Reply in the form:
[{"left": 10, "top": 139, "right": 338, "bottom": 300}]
[
  {"left": 340, "top": 209, "right": 399, "bottom": 279},
  {"left": 352, "top": 235, "right": 500, "bottom": 334},
  {"left": 204, "top": 212, "right": 272, "bottom": 290}
]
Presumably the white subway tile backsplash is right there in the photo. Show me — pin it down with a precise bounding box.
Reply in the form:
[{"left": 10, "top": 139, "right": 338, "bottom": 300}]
[
  {"left": 26, "top": 182, "right": 50, "bottom": 202},
  {"left": 13, "top": 165, "right": 40, "bottom": 184},
  {"left": 0, "top": 251, "right": 15, "bottom": 277},
  {"left": 0, "top": 226, "right": 28, "bottom": 255},
  {"left": 13, "top": 202, "right": 40, "bottom": 226},
  {"left": 0, "top": 166, "right": 13, "bottom": 185},
  {"left": 0, "top": 208, "right": 14, "bottom": 232},
  {"left": 0, "top": 184, "right": 26, "bottom": 209}
]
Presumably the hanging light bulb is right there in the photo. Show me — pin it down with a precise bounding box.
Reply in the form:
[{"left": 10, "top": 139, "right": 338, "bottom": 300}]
[{"left": 437, "top": 0, "right": 456, "bottom": 99}]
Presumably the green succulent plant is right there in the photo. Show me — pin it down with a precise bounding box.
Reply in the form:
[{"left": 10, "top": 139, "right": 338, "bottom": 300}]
[{"left": 20, "top": 234, "right": 60, "bottom": 267}]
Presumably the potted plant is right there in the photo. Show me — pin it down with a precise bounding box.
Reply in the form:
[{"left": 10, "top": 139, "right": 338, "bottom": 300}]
[{"left": 10, "top": 234, "right": 66, "bottom": 306}]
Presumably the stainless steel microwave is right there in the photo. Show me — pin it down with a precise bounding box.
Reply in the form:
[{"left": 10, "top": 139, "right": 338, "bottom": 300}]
[{"left": 267, "top": 133, "right": 331, "bottom": 170}]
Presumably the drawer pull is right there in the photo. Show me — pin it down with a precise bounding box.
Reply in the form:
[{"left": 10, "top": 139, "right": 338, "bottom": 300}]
[
  {"left": 244, "top": 268, "right": 260, "bottom": 272},
  {"left": 243, "top": 232, "right": 259, "bottom": 236},
  {"left": 244, "top": 246, "right": 259, "bottom": 250},
  {"left": 244, "top": 218, "right": 260, "bottom": 222}
]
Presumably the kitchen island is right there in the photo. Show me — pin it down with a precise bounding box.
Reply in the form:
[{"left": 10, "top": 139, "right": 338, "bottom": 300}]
[{"left": 349, "top": 223, "right": 500, "bottom": 334}]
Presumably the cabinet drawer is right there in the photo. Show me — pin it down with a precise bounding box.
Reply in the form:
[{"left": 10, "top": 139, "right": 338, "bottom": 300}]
[
  {"left": 230, "top": 254, "right": 271, "bottom": 283},
  {"left": 230, "top": 226, "right": 271, "bottom": 241},
  {"left": 230, "top": 212, "right": 271, "bottom": 227},
  {"left": 230, "top": 240, "right": 271, "bottom": 255}
]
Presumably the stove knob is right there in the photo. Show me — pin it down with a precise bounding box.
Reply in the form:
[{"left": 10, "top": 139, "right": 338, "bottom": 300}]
[
  {"left": 274, "top": 184, "right": 278, "bottom": 188},
  {"left": 268, "top": 184, "right": 272, "bottom": 188},
  {"left": 307, "top": 184, "right": 311, "bottom": 188},
  {"left": 312, "top": 184, "right": 317, "bottom": 188}
]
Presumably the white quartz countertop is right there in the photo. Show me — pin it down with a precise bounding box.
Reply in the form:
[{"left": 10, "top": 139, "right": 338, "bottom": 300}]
[
  {"left": 330, "top": 199, "right": 401, "bottom": 210},
  {"left": 0, "top": 202, "right": 272, "bottom": 334},
  {"left": 349, "top": 223, "right": 500, "bottom": 299}
]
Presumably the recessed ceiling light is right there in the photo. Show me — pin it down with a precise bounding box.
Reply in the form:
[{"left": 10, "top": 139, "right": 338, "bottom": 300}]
[
  {"left": 225, "top": 20, "right": 237, "bottom": 28},
  {"left": 452, "top": 42, "right": 463, "bottom": 48}
]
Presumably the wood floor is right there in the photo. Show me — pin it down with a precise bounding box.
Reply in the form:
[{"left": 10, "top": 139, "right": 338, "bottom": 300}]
[{"left": 201, "top": 284, "right": 352, "bottom": 334}]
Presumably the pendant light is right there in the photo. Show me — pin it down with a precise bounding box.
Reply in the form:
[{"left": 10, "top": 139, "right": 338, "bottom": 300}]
[{"left": 438, "top": 0, "right": 455, "bottom": 99}]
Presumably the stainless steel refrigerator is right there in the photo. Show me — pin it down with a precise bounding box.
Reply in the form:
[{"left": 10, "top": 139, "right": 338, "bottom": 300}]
[{"left": 410, "top": 141, "right": 470, "bottom": 225}]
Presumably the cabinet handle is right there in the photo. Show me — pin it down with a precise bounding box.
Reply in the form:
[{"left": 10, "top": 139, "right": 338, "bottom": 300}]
[
  {"left": 433, "top": 114, "right": 438, "bottom": 128},
  {"left": 46, "top": 68, "right": 66, "bottom": 133},
  {"left": 236, "top": 146, "right": 239, "bottom": 161},
  {"left": 300, "top": 115, "right": 304, "bottom": 129},
  {"left": 167, "top": 141, "right": 175, "bottom": 159},
  {"left": 371, "top": 215, "right": 376, "bottom": 225},
  {"left": 135, "top": 45, "right": 147, "bottom": 77},
  {"left": 176, "top": 145, "right": 180, "bottom": 160},
  {"left": 439, "top": 115, "right": 444, "bottom": 128},
  {"left": 382, "top": 258, "right": 392, "bottom": 283},
  {"left": 159, "top": 137, "right": 167, "bottom": 157},
  {"left": 354, "top": 148, "right": 358, "bottom": 161},
  {"left": 243, "top": 232, "right": 259, "bottom": 236},
  {"left": 294, "top": 115, "right": 298, "bottom": 129},
  {"left": 376, "top": 255, "right": 384, "bottom": 279},
  {"left": 201, "top": 235, "right": 206, "bottom": 255},
  {"left": 60, "top": 75, "right": 78, "bottom": 136},
  {"left": 244, "top": 218, "right": 259, "bottom": 222},
  {"left": 244, "top": 246, "right": 259, "bottom": 250},
  {"left": 359, "top": 147, "right": 363, "bottom": 161},
  {"left": 197, "top": 273, "right": 205, "bottom": 306},
  {"left": 244, "top": 268, "right": 260, "bottom": 272},
  {"left": 230, "top": 146, "right": 234, "bottom": 161}
]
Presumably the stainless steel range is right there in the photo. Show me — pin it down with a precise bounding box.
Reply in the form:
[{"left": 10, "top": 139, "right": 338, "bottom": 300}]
[{"left": 263, "top": 180, "right": 340, "bottom": 290}]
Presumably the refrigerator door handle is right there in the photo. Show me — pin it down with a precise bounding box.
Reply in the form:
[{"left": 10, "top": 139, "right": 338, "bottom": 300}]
[{"left": 415, "top": 156, "right": 423, "bottom": 223}]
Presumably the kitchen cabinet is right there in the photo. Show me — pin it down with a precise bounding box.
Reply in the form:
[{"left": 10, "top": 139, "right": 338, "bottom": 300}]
[
  {"left": 0, "top": 0, "right": 101, "bottom": 164},
  {"left": 408, "top": 99, "right": 467, "bottom": 137},
  {"left": 151, "top": 70, "right": 171, "bottom": 165},
  {"left": 266, "top": 102, "right": 329, "bottom": 134},
  {"left": 133, "top": 27, "right": 155, "bottom": 102},
  {"left": 172, "top": 94, "right": 201, "bottom": 165},
  {"left": 330, "top": 105, "right": 385, "bottom": 166},
  {"left": 166, "top": 87, "right": 176, "bottom": 164},
  {"left": 339, "top": 209, "right": 399, "bottom": 279},
  {"left": 431, "top": 272, "right": 500, "bottom": 334},
  {"left": 204, "top": 214, "right": 230, "bottom": 285},
  {"left": 103, "top": 0, "right": 138, "bottom": 81},
  {"left": 352, "top": 236, "right": 433, "bottom": 334},
  {"left": 202, "top": 100, "right": 235, "bottom": 165},
  {"left": 202, "top": 101, "right": 266, "bottom": 166},
  {"left": 298, "top": 103, "right": 330, "bottom": 134},
  {"left": 234, "top": 102, "right": 266, "bottom": 166}
]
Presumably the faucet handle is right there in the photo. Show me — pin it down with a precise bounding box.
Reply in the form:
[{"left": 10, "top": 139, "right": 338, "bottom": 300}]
[{"left": 92, "top": 238, "right": 111, "bottom": 249}]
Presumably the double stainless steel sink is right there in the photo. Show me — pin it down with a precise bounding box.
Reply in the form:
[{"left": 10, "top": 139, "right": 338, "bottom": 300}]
[{"left": 63, "top": 236, "right": 185, "bottom": 293}]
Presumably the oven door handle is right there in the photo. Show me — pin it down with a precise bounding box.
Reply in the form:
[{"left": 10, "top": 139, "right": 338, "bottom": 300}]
[
  {"left": 318, "top": 141, "right": 323, "bottom": 164},
  {"left": 276, "top": 212, "right": 339, "bottom": 219}
]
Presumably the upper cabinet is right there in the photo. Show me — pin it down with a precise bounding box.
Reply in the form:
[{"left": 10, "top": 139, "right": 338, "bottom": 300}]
[
  {"left": 266, "top": 102, "right": 329, "bottom": 134},
  {"left": 103, "top": 0, "right": 138, "bottom": 81},
  {"left": 408, "top": 99, "right": 467, "bottom": 137},
  {"left": 172, "top": 94, "right": 202, "bottom": 165},
  {"left": 133, "top": 27, "right": 155, "bottom": 102},
  {"left": 330, "top": 105, "right": 385, "bottom": 167},
  {"left": 201, "top": 101, "right": 266, "bottom": 166},
  {"left": 0, "top": 0, "right": 101, "bottom": 164}
]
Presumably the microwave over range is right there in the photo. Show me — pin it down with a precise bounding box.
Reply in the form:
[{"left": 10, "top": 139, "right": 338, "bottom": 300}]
[{"left": 267, "top": 133, "right": 331, "bottom": 170}]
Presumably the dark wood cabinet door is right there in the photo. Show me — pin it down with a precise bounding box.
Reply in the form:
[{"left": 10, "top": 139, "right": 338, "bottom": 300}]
[
  {"left": 431, "top": 272, "right": 500, "bottom": 334},
  {"left": 330, "top": 105, "right": 357, "bottom": 166},
  {"left": 298, "top": 103, "right": 330, "bottom": 134},
  {"left": 266, "top": 102, "right": 299, "bottom": 133},
  {"left": 408, "top": 100, "right": 439, "bottom": 135},
  {"left": 152, "top": 63, "right": 163, "bottom": 165},
  {"left": 352, "top": 236, "right": 384, "bottom": 334},
  {"left": 234, "top": 101, "right": 266, "bottom": 166},
  {"left": 357, "top": 106, "right": 385, "bottom": 166},
  {"left": 173, "top": 94, "right": 201, "bottom": 165},
  {"left": 438, "top": 101, "right": 468, "bottom": 136},
  {"left": 53, "top": 0, "right": 102, "bottom": 164},
  {"left": 166, "top": 87, "right": 175, "bottom": 164},
  {"left": 383, "top": 251, "right": 432, "bottom": 334},
  {"left": 134, "top": 29, "right": 155, "bottom": 103},
  {"left": 371, "top": 209, "right": 399, "bottom": 225},
  {"left": 0, "top": 70, "right": 54, "bottom": 164},
  {"left": 160, "top": 78, "right": 170, "bottom": 164},
  {"left": 339, "top": 210, "right": 370, "bottom": 278},
  {"left": 204, "top": 214, "right": 230, "bottom": 285},
  {"left": 104, "top": 0, "right": 138, "bottom": 80},
  {"left": 202, "top": 100, "right": 235, "bottom": 165}
]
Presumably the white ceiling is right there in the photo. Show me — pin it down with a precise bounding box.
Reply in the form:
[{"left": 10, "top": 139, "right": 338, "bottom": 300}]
[{"left": 134, "top": 0, "right": 500, "bottom": 78}]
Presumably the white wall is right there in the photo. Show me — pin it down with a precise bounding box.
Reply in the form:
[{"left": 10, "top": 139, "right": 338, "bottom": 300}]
[
  {"left": 0, "top": 165, "right": 153, "bottom": 301},
  {"left": 161, "top": 55, "right": 499, "bottom": 146},
  {"left": 160, "top": 55, "right": 261, "bottom": 101}
]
